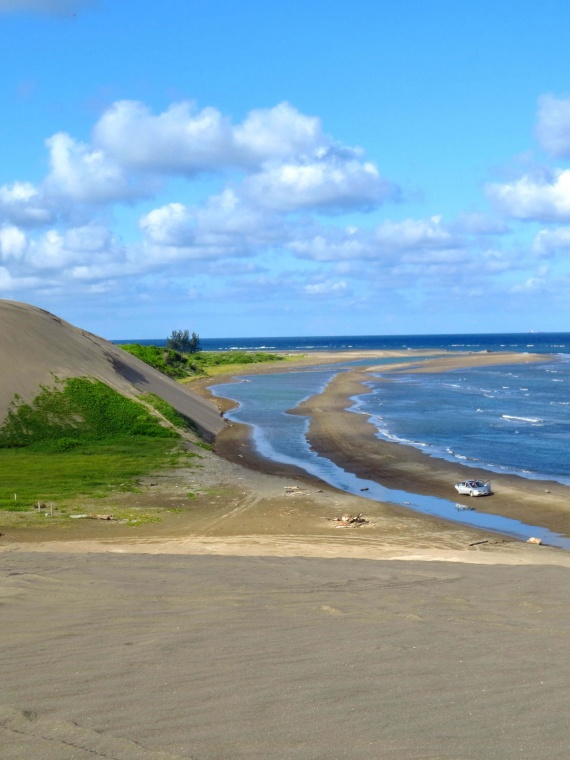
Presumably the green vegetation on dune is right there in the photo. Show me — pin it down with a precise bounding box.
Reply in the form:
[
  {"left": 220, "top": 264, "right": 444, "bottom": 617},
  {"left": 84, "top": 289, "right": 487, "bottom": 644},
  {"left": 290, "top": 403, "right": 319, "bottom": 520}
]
[
  {"left": 138, "top": 392, "right": 193, "bottom": 429},
  {"left": 120, "top": 343, "right": 285, "bottom": 379},
  {"left": 0, "top": 377, "right": 189, "bottom": 512},
  {"left": 0, "top": 377, "right": 178, "bottom": 449},
  {"left": 120, "top": 344, "right": 191, "bottom": 379}
]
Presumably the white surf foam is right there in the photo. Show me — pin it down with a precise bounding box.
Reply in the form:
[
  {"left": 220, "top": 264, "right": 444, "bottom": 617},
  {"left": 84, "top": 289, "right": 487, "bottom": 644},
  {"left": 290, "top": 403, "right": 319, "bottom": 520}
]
[{"left": 502, "top": 414, "right": 543, "bottom": 424}]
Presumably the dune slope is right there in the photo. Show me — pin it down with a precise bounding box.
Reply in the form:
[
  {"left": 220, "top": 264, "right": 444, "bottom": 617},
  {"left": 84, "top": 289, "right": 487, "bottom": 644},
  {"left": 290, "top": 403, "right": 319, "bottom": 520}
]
[{"left": 0, "top": 300, "right": 224, "bottom": 440}]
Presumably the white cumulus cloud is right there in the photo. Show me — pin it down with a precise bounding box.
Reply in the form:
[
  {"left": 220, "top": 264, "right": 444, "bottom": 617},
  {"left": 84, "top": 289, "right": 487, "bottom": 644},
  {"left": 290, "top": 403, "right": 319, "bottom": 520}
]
[
  {"left": 535, "top": 94, "right": 570, "bottom": 158},
  {"left": 532, "top": 226, "right": 570, "bottom": 256},
  {"left": 289, "top": 216, "right": 460, "bottom": 262},
  {"left": 140, "top": 203, "right": 195, "bottom": 248},
  {"left": 234, "top": 102, "right": 324, "bottom": 162},
  {"left": 1, "top": 98, "right": 396, "bottom": 224},
  {"left": 139, "top": 190, "right": 284, "bottom": 259},
  {"left": 0, "top": 224, "right": 28, "bottom": 261},
  {"left": 93, "top": 100, "right": 330, "bottom": 175},
  {"left": 244, "top": 151, "right": 393, "bottom": 213},
  {"left": 44, "top": 132, "right": 150, "bottom": 204},
  {"left": 487, "top": 169, "right": 570, "bottom": 221},
  {"left": 0, "top": 182, "right": 54, "bottom": 227},
  {"left": 3, "top": 94, "right": 524, "bottom": 310},
  {"left": 0, "top": 264, "right": 42, "bottom": 292},
  {"left": 304, "top": 279, "right": 349, "bottom": 297},
  {"left": 192, "top": 190, "right": 283, "bottom": 246},
  {"left": 0, "top": 222, "right": 120, "bottom": 276},
  {"left": 510, "top": 276, "right": 547, "bottom": 294},
  {"left": 90, "top": 100, "right": 395, "bottom": 213},
  {"left": 93, "top": 101, "right": 235, "bottom": 175},
  {"left": 373, "top": 216, "right": 459, "bottom": 251},
  {"left": 289, "top": 228, "right": 374, "bottom": 261}
]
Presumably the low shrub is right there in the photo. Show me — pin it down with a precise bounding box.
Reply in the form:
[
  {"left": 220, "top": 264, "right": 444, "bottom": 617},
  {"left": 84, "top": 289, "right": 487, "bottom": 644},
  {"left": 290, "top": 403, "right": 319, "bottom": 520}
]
[
  {"left": 120, "top": 344, "right": 195, "bottom": 378},
  {"left": 120, "top": 344, "right": 284, "bottom": 379},
  {"left": 0, "top": 377, "right": 178, "bottom": 449}
]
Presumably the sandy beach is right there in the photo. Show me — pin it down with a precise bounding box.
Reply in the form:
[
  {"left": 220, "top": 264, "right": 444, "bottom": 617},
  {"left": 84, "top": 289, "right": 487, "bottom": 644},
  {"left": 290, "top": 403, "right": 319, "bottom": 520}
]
[
  {"left": 2, "top": 550, "right": 570, "bottom": 760},
  {"left": 3, "top": 348, "right": 570, "bottom": 758}
]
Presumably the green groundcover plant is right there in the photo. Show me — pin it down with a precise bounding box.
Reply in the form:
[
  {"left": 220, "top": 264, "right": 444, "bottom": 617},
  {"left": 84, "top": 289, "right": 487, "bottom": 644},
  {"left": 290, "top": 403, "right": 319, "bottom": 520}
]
[
  {"left": 120, "top": 344, "right": 191, "bottom": 378},
  {"left": 138, "top": 392, "right": 193, "bottom": 430},
  {"left": 0, "top": 378, "right": 188, "bottom": 511},
  {"left": 0, "top": 377, "right": 178, "bottom": 449}
]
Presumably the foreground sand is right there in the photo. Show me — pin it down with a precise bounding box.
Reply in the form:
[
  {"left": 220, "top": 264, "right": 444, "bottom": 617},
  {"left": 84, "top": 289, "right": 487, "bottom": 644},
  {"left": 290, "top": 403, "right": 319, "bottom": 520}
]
[
  {"left": 2, "top": 348, "right": 570, "bottom": 758},
  {"left": 2, "top": 551, "right": 570, "bottom": 759}
]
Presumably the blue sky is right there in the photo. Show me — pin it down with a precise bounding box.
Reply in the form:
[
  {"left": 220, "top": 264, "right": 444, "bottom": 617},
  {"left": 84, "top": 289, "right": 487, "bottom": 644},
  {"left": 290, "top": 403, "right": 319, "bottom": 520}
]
[{"left": 2, "top": 0, "right": 570, "bottom": 338}]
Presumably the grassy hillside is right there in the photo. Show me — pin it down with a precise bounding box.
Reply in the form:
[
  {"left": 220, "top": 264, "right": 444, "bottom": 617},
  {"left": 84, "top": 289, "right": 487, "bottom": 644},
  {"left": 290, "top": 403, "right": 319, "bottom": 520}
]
[{"left": 0, "top": 377, "right": 189, "bottom": 512}]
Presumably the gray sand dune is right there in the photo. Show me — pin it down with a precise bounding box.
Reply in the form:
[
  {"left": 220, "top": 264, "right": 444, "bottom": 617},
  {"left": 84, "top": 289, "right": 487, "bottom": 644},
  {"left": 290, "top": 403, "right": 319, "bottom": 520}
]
[
  {"left": 0, "top": 300, "right": 224, "bottom": 440},
  {"left": 1, "top": 552, "right": 570, "bottom": 759}
]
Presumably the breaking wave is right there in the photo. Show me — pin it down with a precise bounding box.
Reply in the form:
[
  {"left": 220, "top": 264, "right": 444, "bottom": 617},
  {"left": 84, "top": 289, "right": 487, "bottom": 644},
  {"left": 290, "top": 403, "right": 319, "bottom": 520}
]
[{"left": 502, "top": 414, "right": 543, "bottom": 424}]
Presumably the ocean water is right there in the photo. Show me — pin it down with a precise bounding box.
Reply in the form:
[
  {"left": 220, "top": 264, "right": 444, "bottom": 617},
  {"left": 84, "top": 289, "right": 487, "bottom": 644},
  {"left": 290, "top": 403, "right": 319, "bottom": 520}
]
[
  {"left": 359, "top": 357, "right": 570, "bottom": 486},
  {"left": 115, "top": 331, "right": 570, "bottom": 354},
  {"left": 209, "top": 350, "right": 570, "bottom": 547}
]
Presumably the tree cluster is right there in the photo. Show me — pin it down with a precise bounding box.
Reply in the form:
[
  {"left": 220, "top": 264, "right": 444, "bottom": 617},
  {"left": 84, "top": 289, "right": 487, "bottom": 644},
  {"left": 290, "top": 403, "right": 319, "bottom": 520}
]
[{"left": 166, "top": 330, "right": 201, "bottom": 354}]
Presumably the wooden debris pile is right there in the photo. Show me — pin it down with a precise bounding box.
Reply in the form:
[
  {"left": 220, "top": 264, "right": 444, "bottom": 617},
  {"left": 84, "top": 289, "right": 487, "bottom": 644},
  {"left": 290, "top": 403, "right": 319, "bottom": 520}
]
[
  {"left": 284, "top": 486, "right": 306, "bottom": 496},
  {"left": 332, "top": 513, "right": 369, "bottom": 528}
]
